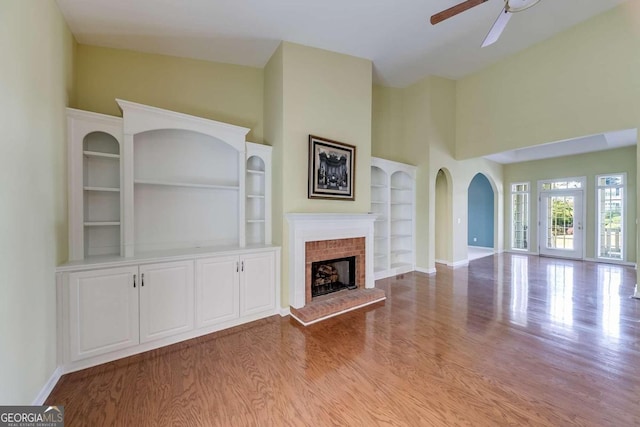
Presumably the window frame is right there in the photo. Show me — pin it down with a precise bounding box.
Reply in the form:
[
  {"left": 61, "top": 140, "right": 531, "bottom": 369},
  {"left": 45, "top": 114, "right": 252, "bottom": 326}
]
[
  {"left": 596, "top": 173, "right": 626, "bottom": 261},
  {"left": 510, "top": 182, "right": 530, "bottom": 252}
]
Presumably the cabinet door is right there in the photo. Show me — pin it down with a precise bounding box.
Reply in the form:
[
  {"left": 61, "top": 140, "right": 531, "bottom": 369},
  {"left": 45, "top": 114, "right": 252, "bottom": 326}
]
[
  {"left": 239, "top": 251, "right": 276, "bottom": 317},
  {"left": 196, "top": 255, "right": 240, "bottom": 328},
  {"left": 139, "top": 260, "right": 194, "bottom": 343},
  {"left": 69, "top": 266, "right": 139, "bottom": 361}
]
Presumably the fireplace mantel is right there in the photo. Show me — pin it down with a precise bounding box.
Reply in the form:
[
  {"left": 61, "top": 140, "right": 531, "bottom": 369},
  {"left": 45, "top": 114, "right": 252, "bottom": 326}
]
[{"left": 285, "top": 213, "right": 377, "bottom": 309}]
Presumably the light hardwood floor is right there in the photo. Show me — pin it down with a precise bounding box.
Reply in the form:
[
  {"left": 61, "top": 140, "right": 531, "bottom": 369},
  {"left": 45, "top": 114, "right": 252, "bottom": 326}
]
[{"left": 47, "top": 254, "right": 640, "bottom": 426}]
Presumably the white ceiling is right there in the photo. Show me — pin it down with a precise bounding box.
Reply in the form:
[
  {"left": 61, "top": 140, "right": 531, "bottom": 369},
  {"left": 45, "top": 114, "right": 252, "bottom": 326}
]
[
  {"left": 484, "top": 129, "right": 638, "bottom": 164},
  {"left": 56, "top": 0, "right": 629, "bottom": 87}
]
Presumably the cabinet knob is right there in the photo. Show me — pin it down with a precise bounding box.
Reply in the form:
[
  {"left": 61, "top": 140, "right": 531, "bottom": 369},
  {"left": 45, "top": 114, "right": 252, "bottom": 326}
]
[
  {"left": 133, "top": 274, "right": 137, "bottom": 288},
  {"left": 141, "top": 273, "right": 145, "bottom": 287},
  {"left": 236, "top": 262, "right": 239, "bottom": 273},
  {"left": 241, "top": 261, "right": 244, "bottom": 272}
]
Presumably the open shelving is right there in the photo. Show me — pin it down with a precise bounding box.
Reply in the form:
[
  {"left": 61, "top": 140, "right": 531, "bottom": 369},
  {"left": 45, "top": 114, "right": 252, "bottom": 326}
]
[
  {"left": 245, "top": 143, "right": 272, "bottom": 246},
  {"left": 83, "top": 130, "right": 121, "bottom": 258},
  {"left": 371, "top": 157, "right": 416, "bottom": 279},
  {"left": 370, "top": 165, "right": 389, "bottom": 273},
  {"left": 133, "top": 180, "right": 239, "bottom": 191},
  {"left": 129, "top": 121, "right": 244, "bottom": 255},
  {"left": 67, "top": 109, "right": 124, "bottom": 261},
  {"left": 68, "top": 101, "right": 273, "bottom": 261}
]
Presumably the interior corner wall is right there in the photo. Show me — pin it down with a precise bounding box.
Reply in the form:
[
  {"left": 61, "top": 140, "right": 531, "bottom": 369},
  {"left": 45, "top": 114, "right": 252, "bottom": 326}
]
[
  {"left": 427, "top": 76, "right": 504, "bottom": 267},
  {"left": 263, "top": 44, "right": 285, "bottom": 307},
  {"left": 278, "top": 42, "right": 372, "bottom": 306},
  {"left": 400, "top": 79, "right": 431, "bottom": 270},
  {"left": 372, "top": 78, "right": 432, "bottom": 271},
  {"left": 371, "top": 76, "right": 505, "bottom": 271},
  {"left": 372, "top": 85, "right": 404, "bottom": 161},
  {"left": 75, "top": 44, "right": 265, "bottom": 142},
  {"left": 456, "top": 2, "right": 640, "bottom": 160},
  {"left": 0, "top": 0, "right": 75, "bottom": 403},
  {"left": 504, "top": 146, "right": 637, "bottom": 262}
]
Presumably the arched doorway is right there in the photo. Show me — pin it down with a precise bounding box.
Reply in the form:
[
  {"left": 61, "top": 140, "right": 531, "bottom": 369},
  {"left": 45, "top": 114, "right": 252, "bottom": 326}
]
[
  {"left": 435, "top": 169, "right": 452, "bottom": 263},
  {"left": 467, "top": 173, "right": 495, "bottom": 260}
]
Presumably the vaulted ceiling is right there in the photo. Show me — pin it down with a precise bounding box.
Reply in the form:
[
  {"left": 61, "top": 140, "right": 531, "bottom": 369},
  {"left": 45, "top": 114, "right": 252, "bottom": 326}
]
[{"left": 56, "top": 0, "right": 628, "bottom": 87}]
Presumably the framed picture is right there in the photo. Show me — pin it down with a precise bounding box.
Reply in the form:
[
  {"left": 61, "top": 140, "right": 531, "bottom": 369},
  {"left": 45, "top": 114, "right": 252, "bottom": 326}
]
[{"left": 308, "top": 135, "right": 356, "bottom": 200}]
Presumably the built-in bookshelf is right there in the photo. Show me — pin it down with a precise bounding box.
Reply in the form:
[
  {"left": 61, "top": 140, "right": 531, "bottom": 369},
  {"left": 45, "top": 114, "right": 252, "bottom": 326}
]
[
  {"left": 245, "top": 142, "right": 272, "bottom": 246},
  {"left": 67, "top": 101, "right": 273, "bottom": 261},
  {"left": 68, "top": 109, "right": 123, "bottom": 260},
  {"left": 370, "top": 157, "right": 416, "bottom": 279}
]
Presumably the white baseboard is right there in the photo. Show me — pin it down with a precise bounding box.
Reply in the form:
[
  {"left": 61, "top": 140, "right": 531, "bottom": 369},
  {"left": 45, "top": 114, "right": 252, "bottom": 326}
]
[
  {"left": 449, "top": 259, "right": 469, "bottom": 268},
  {"left": 435, "top": 259, "right": 468, "bottom": 268},
  {"left": 32, "top": 366, "right": 63, "bottom": 405},
  {"left": 279, "top": 307, "right": 291, "bottom": 317},
  {"left": 415, "top": 266, "right": 436, "bottom": 275},
  {"left": 506, "top": 249, "right": 539, "bottom": 255},
  {"left": 583, "top": 257, "right": 636, "bottom": 267}
]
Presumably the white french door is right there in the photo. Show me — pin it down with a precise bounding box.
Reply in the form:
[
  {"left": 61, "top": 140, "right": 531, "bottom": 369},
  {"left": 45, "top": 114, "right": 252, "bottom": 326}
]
[{"left": 539, "top": 190, "right": 584, "bottom": 259}]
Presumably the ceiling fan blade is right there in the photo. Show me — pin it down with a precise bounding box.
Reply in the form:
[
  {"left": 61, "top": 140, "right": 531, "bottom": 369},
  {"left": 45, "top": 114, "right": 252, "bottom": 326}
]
[
  {"left": 431, "top": 0, "right": 489, "bottom": 25},
  {"left": 481, "top": 7, "right": 512, "bottom": 47}
]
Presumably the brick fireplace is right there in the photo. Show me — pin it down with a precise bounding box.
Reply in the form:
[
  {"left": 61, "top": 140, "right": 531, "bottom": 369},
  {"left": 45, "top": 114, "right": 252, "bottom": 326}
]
[
  {"left": 285, "top": 213, "right": 385, "bottom": 325},
  {"left": 305, "top": 237, "right": 365, "bottom": 303}
]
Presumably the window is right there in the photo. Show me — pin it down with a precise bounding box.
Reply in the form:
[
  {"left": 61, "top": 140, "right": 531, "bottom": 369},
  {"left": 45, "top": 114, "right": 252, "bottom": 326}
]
[
  {"left": 597, "top": 174, "right": 625, "bottom": 260},
  {"left": 541, "top": 179, "right": 583, "bottom": 191},
  {"left": 511, "top": 183, "right": 529, "bottom": 250}
]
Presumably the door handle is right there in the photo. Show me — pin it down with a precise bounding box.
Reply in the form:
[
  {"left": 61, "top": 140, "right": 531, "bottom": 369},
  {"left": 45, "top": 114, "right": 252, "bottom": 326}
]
[
  {"left": 133, "top": 274, "right": 136, "bottom": 288},
  {"left": 141, "top": 273, "right": 145, "bottom": 287},
  {"left": 241, "top": 261, "right": 244, "bottom": 272}
]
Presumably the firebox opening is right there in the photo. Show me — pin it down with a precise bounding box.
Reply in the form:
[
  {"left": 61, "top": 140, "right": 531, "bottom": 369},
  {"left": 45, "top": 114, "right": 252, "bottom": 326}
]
[{"left": 311, "top": 256, "right": 357, "bottom": 298}]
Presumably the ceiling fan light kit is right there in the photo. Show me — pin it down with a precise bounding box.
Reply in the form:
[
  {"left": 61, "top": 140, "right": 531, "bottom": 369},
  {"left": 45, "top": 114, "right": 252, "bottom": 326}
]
[
  {"left": 431, "top": 0, "right": 542, "bottom": 47},
  {"left": 506, "top": 0, "right": 542, "bottom": 13}
]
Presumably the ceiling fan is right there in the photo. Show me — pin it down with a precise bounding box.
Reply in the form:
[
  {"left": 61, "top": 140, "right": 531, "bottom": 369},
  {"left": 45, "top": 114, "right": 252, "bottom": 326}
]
[{"left": 431, "top": 0, "right": 542, "bottom": 47}]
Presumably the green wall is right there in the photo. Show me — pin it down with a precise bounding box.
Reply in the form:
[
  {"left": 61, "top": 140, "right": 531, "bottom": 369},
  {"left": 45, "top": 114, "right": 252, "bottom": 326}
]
[
  {"left": 456, "top": 3, "right": 640, "bottom": 159},
  {"left": 504, "top": 146, "right": 637, "bottom": 262},
  {"left": 264, "top": 44, "right": 284, "bottom": 251},
  {"left": 266, "top": 42, "right": 373, "bottom": 306},
  {"left": 76, "top": 44, "right": 265, "bottom": 142},
  {"left": 372, "top": 77, "right": 504, "bottom": 270},
  {"left": 0, "top": 0, "right": 75, "bottom": 403}
]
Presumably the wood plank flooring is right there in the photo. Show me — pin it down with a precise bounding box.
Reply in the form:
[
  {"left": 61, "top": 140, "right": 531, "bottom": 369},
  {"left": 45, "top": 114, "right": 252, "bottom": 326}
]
[{"left": 47, "top": 254, "right": 640, "bottom": 426}]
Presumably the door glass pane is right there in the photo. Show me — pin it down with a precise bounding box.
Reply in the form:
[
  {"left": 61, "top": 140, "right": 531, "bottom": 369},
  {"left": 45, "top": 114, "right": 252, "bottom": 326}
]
[
  {"left": 546, "top": 196, "right": 574, "bottom": 250},
  {"left": 598, "top": 186, "right": 623, "bottom": 259},
  {"left": 511, "top": 193, "right": 529, "bottom": 250}
]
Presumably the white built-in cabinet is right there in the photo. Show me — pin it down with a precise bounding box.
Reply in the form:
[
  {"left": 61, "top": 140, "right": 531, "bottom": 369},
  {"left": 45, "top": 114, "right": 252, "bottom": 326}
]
[
  {"left": 196, "top": 251, "right": 276, "bottom": 328},
  {"left": 239, "top": 251, "right": 276, "bottom": 316},
  {"left": 196, "top": 255, "right": 240, "bottom": 328},
  {"left": 68, "top": 266, "right": 138, "bottom": 362},
  {"left": 138, "top": 260, "right": 194, "bottom": 343},
  {"left": 58, "top": 100, "right": 280, "bottom": 373},
  {"left": 370, "top": 157, "right": 416, "bottom": 279}
]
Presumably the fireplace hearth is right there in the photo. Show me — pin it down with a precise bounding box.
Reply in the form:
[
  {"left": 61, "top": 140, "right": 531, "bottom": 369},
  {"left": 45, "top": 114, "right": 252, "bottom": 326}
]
[
  {"left": 311, "top": 256, "right": 357, "bottom": 297},
  {"left": 285, "top": 213, "right": 384, "bottom": 324}
]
